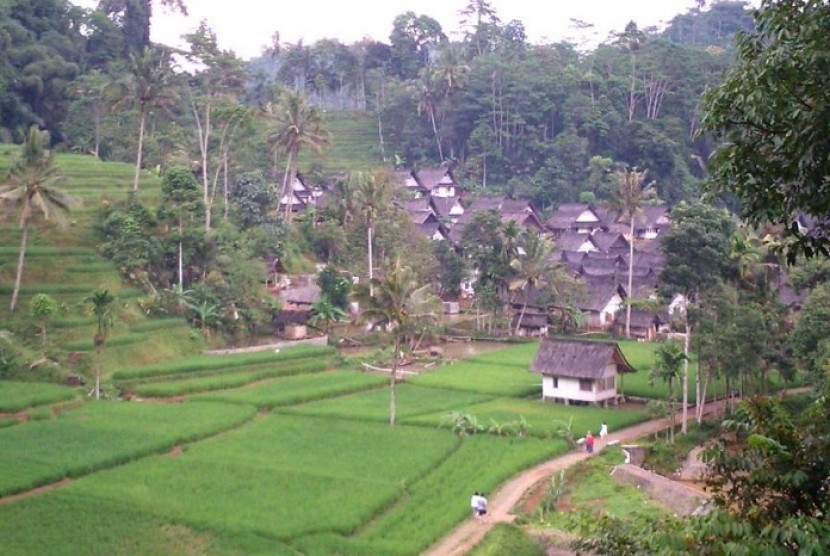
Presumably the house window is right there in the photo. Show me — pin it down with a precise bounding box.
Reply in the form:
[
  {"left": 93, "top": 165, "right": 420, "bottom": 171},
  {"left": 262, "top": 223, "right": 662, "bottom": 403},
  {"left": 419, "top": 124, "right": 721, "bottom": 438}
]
[
  {"left": 579, "top": 379, "right": 592, "bottom": 392},
  {"left": 553, "top": 377, "right": 559, "bottom": 389},
  {"left": 599, "top": 376, "right": 615, "bottom": 391}
]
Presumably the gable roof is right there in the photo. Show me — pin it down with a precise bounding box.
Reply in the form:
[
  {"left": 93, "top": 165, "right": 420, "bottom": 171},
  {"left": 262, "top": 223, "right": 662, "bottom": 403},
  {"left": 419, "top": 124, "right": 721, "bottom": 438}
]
[
  {"left": 414, "top": 167, "right": 456, "bottom": 191},
  {"left": 557, "top": 231, "right": 598, "bottom": 252},
  {"left": 530, "top": 338, "right": 636, "bottom": 379},
  {"left": 591, "top": 231, "right": 629, "bottom": 253},
  {"left": 545, "top": 203, "right": 601, "bottom": 232},
  {"left": 576, "top": 277, "right": 625, "bottom": 312},
  {"left": 430, "top": 196, "right": 464, "bottom": 219}
]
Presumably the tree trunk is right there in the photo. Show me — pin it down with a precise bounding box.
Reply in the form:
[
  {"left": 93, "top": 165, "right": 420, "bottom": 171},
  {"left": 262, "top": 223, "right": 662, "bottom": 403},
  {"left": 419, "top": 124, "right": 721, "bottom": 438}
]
[
  {"left": 681, "top": 320, "right": 691, "bottom": 435},
  {"left": 626, "top": 215, "right": 635, "bottom": 338},
  {"left": 95, "top": 345, "right": 101, "bottom": 400},
  {"left": 514, "top": 288, "right": 529, "bottom": 336},
  {"left": 281, "top": 149, "right": 295, "bottom": 219},
  {"left": 697, "top": 361, "right": 711, "bottom": 423},
  {"left": 133, "top": 108, "right": 147, "bottom": 192},
  {"left": 9, "top": 223, "right": 29, "bottom": 314},
  {"left": 367, "top": 223, "right": 374, "bottom": 297},
  {"left": 430, "top": 109, "right": 444, "bottom": 161},
  {"left": 177, "top": 222, "right": 184, "bottom": 294},
  {"left": 389, "top": 337, "right": 399, "bottom": 426}
]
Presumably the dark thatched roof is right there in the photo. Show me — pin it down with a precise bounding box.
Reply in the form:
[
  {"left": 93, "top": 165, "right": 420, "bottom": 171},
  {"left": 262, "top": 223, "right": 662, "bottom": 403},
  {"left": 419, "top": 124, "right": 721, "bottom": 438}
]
[
  {"left": 591, "top": 231, "right": 629, "bottom": 253},
  {"left": 511, "top": 311, "right": 548, "bottom": 329},
  {"left": 545, "top": 203, "right": 600, "bottom": 231},
  {"left": 272, "top": 309, "right": 311, "bottom": 326},
  {"left": 557, "top": 231, "right": 597, "bottom": 252},
  {"left": 530, "top": 338, "right": 636, "bottom": 379}
]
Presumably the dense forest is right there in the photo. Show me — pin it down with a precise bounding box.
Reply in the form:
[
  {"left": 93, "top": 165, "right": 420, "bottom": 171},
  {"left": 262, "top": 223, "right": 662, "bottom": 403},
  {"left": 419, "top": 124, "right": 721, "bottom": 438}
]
[{"left": 1, "top": 0, "right": 754, "bottom": 208}]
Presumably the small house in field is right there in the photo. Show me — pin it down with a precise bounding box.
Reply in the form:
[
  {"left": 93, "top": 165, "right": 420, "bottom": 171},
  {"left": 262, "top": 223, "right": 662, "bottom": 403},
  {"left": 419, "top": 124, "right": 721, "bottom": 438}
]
[{"left": 529, "top": 338, "right": 636, "bottom": 405}]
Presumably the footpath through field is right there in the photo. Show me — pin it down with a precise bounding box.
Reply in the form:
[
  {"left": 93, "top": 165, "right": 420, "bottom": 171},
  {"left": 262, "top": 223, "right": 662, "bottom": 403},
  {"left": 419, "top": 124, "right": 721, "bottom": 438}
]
[{"left": 424, "top": 398, "right": 733, "bottom": 556}]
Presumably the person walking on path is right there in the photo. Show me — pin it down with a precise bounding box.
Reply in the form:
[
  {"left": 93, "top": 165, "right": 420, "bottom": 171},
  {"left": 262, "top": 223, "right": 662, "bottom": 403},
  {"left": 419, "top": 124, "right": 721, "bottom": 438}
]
[
  {"left": 470, "top": 492, "right": 481, "bottom": 518},
  {"left": 585, "top": 431, "right": 595, "bottom": 453},
  {"left": 476, "top": 493, "right": 488, "bottom": 521},
  {"left": 600, "top": 421, "right": 608, "bottom": 441}
]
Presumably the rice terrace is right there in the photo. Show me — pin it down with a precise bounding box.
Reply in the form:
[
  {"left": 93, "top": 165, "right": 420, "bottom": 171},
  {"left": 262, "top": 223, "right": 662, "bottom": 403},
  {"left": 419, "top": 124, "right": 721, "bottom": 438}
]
[
  {"left": 2, "top": 0, "right": 829, "bottom": 553},
  {"left": 0, "top": 338, "right": 664, "bottom": 555}
]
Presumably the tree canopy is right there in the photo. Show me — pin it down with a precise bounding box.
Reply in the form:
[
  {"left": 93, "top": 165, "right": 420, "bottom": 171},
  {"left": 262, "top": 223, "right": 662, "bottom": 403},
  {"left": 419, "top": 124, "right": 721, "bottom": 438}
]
[{"left": 701, "top": 0, "right": 830, "bottom": 262}]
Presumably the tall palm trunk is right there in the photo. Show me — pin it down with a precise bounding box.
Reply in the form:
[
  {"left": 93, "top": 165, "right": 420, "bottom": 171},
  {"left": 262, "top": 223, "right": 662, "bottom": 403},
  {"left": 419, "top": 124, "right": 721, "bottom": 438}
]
[
  {"left": 94, "top": 344, "right": 102, "bottom": 399},
  {"left": 133, "top": 108, "right": 147, "bottom": 192},
  {"left": 367, "top": 223, "right": 374, "bottom": 296},
  {"left": 9, "top": 223, "right": 28, "bottom": 313},
  {"left": 681, "top": 320, "right": 691, "bottom": 435},
  {"left": 429, "top": 110, "right": 444, "bottom": 161},
  {"left": 281, "top": 148, "right": 295, "bottom": 219},
  {"left": 626, "top": 215, "right": 635, "bottom": 338},
  {"left": 178, "top": 219, "right": 184, "bottom": 293},
  {"left": 515, "top": 288, "right": 529, "bottom": 336},
  {"left": 390, "top": 336, "right": 399, "bottom": 426}
]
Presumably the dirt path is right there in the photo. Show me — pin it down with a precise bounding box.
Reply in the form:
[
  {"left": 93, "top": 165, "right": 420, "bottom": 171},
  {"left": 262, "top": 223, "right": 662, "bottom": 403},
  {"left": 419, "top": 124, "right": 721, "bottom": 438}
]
[{"left": 424, "top": 399, "right": 731, "bottom": 556}]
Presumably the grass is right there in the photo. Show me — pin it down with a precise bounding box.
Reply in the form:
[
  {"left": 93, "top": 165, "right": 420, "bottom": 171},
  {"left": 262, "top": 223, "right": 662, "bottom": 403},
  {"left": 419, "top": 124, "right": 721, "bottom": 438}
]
[
  {"left": 358, "top": 434, "right": 562, "bottom": 555},
  {"left": 194, "top": 370, "right": 388, "bottom": 408},
  {"left": 129, "top": 358, "right": 332, "bottom": 397},
  {"left": 541, "top": 447, "right": 671, "bottom": 532},
  {"left": 0, "top": 381, "right": 80, "bottom": 413},
  {"left": 410, "top": 352, "right": 541, "bottom": 398},
  {"left": 60, "top": 414, "right": 458, "bottom": 541},
  {"left": 112, "top": 344, "right": 334, "bottom": 381},
  {"left": 283, "top": 383, "right": 497, "bottom": 423},
  {"left": 408, "top": 397, "right": 650, "bottom": 439},
  {"left": 0, "top": 401, "right": 256, "bottom": 497},
  {"left": 470, "top": 523, "right": 547, "bottom": 556}
]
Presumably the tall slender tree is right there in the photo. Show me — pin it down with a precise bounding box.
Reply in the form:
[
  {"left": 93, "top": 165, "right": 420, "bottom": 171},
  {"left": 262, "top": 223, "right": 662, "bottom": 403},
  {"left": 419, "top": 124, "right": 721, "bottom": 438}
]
[
  {"left": 0, "top": 127, "right": 79, "bottom": 313},
  {"left": 509, "top": 229, "right": 554, "bottom": 335},
  {"left": 87, "top": 288, "right": 114, "bottom": 400},
  {"left": 352, "top": 170, "right": 392, "bottom": 296},
  {"left": 111, "top": 46, "right": 178, "bottom": 192},
  {"left": 649, "top": 340, "right": 686, "bottom": 443},
  {"left": 265, "top": 89, "right": 330, "bottom": 217},
  {"left": 611, "top": 166, "right": 656, "bottom": 338},
  {"left": 351, "top": 258, "right": 439, "bottom": 425}
]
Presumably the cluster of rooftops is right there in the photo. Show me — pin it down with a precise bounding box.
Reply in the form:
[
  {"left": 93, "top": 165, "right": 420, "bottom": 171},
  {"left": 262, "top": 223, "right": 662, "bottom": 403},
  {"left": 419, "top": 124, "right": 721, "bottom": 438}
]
[{"left": 274, "top": 166, "right": 804, "bottom": 339}]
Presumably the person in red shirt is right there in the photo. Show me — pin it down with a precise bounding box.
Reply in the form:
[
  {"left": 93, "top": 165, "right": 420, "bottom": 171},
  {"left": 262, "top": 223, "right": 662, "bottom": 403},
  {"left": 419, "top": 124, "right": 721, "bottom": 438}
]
[{"left": 585, "top": 431, "right": 595, "bottom": 453}]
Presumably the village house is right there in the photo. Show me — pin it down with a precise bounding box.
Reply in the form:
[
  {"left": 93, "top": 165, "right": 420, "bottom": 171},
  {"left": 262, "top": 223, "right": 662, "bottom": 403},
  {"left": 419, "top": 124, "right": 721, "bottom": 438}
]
[
  {"left": 278, "top": 174, "right": 322, "bottom": 214},
  {"left": 413, "top": 167, "right": 462, "bottom": 198},
  {"left": 545, "top": 203, "right": 606, "bottom": 235},
  {"left": 529, "top": 338, "right": 636, "bottom": 405}
]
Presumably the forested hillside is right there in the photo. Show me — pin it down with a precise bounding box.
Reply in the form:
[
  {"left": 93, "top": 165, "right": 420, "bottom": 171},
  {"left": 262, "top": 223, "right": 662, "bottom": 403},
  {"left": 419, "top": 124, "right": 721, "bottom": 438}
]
[{"left": 1, "top": 0, "right": 754, "bottom": 209}]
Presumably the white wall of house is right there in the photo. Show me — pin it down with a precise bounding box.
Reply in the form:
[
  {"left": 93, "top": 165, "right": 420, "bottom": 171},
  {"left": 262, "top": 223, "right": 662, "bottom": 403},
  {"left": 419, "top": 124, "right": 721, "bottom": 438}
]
[
  {"left": 600, "top": 294, "right": 623, "bottom": 325},
  {"left": 668, "top": 293, "right": 687, "bottom": 316},
  {"left": 431, "top": 185, "right": 456, "bottom": 198},
  {"left": 431, "top": 230, "right": 445, "bottom": 241},
  {"left": 541, "top": 364, "right": 618, "bottom": 404}
]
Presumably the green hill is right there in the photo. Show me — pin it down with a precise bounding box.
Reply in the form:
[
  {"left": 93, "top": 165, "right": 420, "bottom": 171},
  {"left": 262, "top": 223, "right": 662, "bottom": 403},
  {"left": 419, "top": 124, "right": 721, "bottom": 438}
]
[
  {"left": 299, "top": 110, "right": 386, "bottom": 173},
  {"left": 0, "top": 148, "right": 200, "bottom": 384}
]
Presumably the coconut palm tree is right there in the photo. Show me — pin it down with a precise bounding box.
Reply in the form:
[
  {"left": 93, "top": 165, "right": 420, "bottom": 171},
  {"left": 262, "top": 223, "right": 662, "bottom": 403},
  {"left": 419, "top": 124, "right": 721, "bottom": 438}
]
[
  {"left": 509, "top": 230, "right": 554, "bottom": 335},
  {"left": 265, "top": 89, "right": 330, "bottom": 217},
  {"left": 352, "top": 258, "right": 439, "bottom": 426},
  {"left": 0, "top": 127, "right": 79, "bottom": 314},
  {"left": 352, "top": 170, "right": 392, "bottom": 296},
  {"left": 611, "top": 166, "right": 656, "bottom": 338},
  {"left": 649, "top": 340, "right": 687, "bottom": 443},
  {"left": 110, "top": 46, "right": 179, "bottom": 192},
  {"left": 87, "top": 288, "right": 115, "bottom": 400}
]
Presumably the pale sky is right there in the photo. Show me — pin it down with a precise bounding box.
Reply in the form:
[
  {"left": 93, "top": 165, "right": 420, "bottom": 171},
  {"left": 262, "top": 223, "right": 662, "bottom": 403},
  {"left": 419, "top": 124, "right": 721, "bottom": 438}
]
[{"left": 71, "top": 0, "right": 737, "bottom": 60}]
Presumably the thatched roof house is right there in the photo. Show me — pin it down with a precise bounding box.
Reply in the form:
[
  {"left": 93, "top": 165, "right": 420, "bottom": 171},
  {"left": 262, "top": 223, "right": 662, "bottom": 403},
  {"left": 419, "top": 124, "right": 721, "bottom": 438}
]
[{"left": 530, "top": 338, "right": 635, "bottom": 405}]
